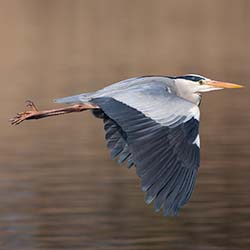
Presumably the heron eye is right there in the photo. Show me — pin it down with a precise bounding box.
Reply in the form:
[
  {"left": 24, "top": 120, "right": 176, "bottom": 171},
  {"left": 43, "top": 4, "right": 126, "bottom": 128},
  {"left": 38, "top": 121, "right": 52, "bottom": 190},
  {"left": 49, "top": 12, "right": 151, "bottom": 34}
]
[{"left": 199, "top": 80, "right": 204, "bottom": 85}]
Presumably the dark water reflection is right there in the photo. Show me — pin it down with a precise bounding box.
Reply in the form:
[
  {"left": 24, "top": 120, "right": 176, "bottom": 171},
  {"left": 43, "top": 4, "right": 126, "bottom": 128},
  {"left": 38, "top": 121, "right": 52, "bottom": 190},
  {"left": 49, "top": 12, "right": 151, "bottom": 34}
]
[{"left": 1, "top": 1, "right": 250, "bottom": 249}]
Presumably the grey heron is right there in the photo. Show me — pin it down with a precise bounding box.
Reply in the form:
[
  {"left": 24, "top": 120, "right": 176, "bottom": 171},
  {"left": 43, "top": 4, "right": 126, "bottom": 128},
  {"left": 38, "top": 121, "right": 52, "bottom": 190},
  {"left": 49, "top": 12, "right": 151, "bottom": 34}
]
[{"left": 10, "top": 74, "right": 243, "bottom": 216}]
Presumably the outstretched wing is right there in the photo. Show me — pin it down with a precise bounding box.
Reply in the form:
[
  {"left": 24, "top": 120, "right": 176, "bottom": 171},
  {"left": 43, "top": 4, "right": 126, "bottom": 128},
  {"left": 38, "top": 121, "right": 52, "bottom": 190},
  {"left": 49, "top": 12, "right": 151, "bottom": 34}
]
[{"left": 91, "top": 84, "right": 200, "bottom": 216}]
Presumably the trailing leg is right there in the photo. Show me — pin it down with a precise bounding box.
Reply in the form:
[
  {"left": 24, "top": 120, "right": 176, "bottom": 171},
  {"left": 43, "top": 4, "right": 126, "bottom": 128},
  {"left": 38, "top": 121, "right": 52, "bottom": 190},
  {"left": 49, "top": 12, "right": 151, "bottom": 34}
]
[{"left": 10, "top": 100, "right": 99, "bottom": 125}]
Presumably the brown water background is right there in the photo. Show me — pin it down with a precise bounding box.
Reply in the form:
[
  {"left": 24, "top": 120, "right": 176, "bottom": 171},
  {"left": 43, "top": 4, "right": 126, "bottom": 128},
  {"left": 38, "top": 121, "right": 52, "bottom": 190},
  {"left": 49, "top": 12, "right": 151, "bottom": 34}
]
[{"left": 0, "top": 1, "right": 250, "bottom": 249}]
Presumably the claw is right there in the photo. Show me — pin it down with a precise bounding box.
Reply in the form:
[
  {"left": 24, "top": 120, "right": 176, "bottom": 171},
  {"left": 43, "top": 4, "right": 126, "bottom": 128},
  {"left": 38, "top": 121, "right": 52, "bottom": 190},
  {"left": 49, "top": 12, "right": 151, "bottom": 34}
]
[
  {"left": 25, "top": 100, "right": 38, "bottom": 111},
  {"left": 10, "top": 100, "right": 39, "bottom": 125}
]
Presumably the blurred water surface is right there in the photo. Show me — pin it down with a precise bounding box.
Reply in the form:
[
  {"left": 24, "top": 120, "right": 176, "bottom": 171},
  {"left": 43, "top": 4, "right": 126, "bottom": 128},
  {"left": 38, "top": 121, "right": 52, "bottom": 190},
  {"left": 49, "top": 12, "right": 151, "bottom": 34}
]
[{"left": 0, "top": 1, "right": 250, "bottom": 249}]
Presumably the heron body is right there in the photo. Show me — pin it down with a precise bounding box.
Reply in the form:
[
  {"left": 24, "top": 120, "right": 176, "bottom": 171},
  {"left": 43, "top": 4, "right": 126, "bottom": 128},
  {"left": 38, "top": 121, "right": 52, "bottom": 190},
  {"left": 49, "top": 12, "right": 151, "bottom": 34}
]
[{"left": 11, "top": 74, "right": 243, "bottom": 216}]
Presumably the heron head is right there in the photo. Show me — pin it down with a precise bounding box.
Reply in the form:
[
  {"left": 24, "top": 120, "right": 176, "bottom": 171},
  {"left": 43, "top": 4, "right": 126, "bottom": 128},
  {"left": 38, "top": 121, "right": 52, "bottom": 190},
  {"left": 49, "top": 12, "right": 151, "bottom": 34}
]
[
  {"left": 175, "top": 74, "right": 243, "bottom": 93},
  {"left": 173, "top": 74, "right": 243, "bottom": 104}
]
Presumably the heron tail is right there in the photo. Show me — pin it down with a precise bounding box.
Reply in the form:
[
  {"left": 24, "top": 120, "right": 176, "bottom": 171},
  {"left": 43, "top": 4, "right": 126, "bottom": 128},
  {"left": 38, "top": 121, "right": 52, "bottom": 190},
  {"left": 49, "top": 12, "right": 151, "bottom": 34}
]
[{"left": 54, "top": 93, "right": 93, "bottom": 104}]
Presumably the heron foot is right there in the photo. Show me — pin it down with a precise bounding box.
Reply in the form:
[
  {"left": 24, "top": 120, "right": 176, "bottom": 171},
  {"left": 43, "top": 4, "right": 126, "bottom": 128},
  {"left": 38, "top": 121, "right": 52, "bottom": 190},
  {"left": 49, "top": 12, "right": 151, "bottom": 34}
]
[{"left": 10, "top": 100, "right": 39, "bottom": 125}]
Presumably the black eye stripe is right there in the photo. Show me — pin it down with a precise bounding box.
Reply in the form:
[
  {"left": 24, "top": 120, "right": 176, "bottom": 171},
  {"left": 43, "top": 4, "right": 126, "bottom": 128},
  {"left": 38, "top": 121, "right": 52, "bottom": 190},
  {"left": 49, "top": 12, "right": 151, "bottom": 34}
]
[{"left": 175, "top": 75, "right": 206, "bottom": 82}]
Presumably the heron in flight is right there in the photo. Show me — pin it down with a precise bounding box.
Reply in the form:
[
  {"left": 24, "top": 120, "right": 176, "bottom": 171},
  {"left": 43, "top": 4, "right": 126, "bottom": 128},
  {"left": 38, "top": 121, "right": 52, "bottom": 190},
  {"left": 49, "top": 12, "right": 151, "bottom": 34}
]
[{"left": 11, "top": 74, "right": 243, "bottom": 216}]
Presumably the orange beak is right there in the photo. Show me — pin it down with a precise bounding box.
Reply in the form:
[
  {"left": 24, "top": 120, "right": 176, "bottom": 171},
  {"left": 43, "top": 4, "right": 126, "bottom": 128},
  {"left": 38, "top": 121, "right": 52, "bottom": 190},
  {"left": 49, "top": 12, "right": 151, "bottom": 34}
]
[{"left": 206, "top": 80, "right": 244, "bottom": 89}]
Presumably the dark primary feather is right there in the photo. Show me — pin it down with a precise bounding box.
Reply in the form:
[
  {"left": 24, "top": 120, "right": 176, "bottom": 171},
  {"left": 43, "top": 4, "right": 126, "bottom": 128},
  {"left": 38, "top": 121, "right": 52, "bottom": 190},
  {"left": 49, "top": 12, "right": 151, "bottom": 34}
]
[
  {"left": 91, "top": 97, "right": 200, "bottom": 216},
  {"left": 92, "top": 109, "right": 134, "bottom": 167}
]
